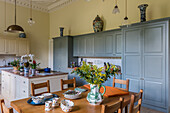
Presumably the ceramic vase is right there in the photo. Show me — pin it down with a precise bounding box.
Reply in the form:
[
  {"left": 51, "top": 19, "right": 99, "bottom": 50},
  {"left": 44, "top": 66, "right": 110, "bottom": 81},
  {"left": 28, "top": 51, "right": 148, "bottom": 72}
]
[
  {"left": 93, "top": 15, "right": 103, "bottom": 33},
  {"left": 24, "top": 67, "right": 29, "bottom": 73},
  {"left": 60, "top": 27, "right": 64, "bottom": 37},
  {"left": 138, "top": 4, "right": 148, "bottom": 22},
  {"left": 32, "top": 69, "right": 36, "bottom": 75},
  {"left": 87, "top": 84, "right": 106, "bottom": 105}
]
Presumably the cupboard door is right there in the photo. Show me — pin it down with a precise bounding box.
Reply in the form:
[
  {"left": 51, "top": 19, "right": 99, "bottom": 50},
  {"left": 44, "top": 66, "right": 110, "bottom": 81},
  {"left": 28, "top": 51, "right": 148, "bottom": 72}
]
[
  {"left": 115, "top": 33, "right": 122, "bottom": 56},
  {"left": 85, "top": 35, "right": 94, "bottom": 56},
  {"left": 6, "top": 39, "right": 17, "bottom": 54},
  {"left": 73, "top": 38, "right": 79, "bottom": 56},
  {"left": 142, "top": 24, "right": 166, "bottom": 108},
  {"left": 94, "top": 34, "right": 105, "bottom": 56},
  {"left": 79, "top": 37, "right": 86, "bottom": 56},
  {"left": 10, "top": 74, "right": 16, "bottom": 100},
  {"left": 104, "top": 32, "right": 115, "bottom": 56},
  {"left": 0, "top": 38, "right": 6, "bottom": 54},
  {"left": 122, "top": 28, "right": 142, "bottom": 93},
  {"left": 17, "top": 39, "right": 29, "bottom": 56},
  {"left": 53, "top": 38, "right": 61, "bottom": 71}
]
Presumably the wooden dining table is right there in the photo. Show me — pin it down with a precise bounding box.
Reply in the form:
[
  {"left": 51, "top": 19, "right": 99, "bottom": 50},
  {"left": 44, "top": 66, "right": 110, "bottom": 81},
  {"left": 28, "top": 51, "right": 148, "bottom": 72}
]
[{"left": 11, "top": 87, "right": 135, "bottom": 113}]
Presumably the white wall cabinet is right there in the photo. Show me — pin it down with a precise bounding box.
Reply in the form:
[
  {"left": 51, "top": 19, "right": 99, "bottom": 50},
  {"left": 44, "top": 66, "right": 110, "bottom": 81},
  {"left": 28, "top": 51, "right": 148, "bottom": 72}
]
[
  {"left": 0, "top": 37, "right": 29, "bottom": 56},
  {"left": 1, "top": 71, "right": 68, "bottom": 101},
  {"left": 16, "top": 38, "right": 30, "bottom": 56}
]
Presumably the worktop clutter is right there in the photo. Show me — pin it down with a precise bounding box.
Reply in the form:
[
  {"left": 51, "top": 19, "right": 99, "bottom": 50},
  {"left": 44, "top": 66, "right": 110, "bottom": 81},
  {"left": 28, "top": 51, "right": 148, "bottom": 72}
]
[{"left": 69, "top": 58, "right": 122, "bottom": 86}]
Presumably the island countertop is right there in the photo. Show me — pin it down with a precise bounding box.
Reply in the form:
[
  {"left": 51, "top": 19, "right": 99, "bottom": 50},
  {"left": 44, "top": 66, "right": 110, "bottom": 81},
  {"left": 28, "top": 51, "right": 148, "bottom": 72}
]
[{"left": 2, "top": 69, "right": 68, "bottom": 79}]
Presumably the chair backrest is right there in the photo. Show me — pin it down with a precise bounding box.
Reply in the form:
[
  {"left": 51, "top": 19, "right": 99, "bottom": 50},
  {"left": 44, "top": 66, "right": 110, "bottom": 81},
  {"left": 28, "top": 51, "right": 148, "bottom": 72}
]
[
  {"left": 61, "top": 77, "right": 76, "bottom": 91},
  {"left": 101, "top": 97, "right": 124, "bottom": 113},
  {"left": 0, "top": 99, "right": 13, "bottom": 113},
  {"left": 129, "top": 89, "right": 143, "bottom": 113},
  {"left": 113, "top": 77, "right": 129, "bottom": 91},
  {"left": 31, "top": 80, "right": 50, "bottom": 96}
]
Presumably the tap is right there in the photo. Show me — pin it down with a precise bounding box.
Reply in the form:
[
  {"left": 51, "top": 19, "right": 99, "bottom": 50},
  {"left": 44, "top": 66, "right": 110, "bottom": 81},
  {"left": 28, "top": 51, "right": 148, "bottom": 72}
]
[{"left": 2, "top": 59, "right": 6, "bottom": 66}]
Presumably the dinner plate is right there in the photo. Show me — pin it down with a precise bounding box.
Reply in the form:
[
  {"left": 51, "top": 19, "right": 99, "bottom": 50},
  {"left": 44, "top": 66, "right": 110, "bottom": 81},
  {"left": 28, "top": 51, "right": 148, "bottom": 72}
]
[{"left": 27, "top": 94, "right": 59, "bottom": 105}]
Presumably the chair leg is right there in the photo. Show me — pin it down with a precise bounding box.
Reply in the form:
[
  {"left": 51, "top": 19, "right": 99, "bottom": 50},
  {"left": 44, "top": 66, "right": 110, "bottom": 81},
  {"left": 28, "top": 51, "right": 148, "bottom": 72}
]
[{"left": 125, "top": 106, "right": 128, "bottom": 113}]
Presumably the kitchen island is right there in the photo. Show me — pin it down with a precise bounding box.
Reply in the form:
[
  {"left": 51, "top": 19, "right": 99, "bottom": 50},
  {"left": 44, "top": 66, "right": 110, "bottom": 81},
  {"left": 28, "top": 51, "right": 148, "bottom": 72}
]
[{"left": 1, "top": 70, "right": 68, "bottom": 101}]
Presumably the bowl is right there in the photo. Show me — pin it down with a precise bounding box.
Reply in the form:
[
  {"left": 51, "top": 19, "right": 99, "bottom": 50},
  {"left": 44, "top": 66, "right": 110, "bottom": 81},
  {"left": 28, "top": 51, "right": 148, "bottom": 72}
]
[
  {"left": 63, "top": 90, "right": 82, "bottom": 99},
  {"left": 32, "top": 96, "right": 44, "bottom": 104},
  {"left": 41, "top": 93, "right": 53, "bottom": 99},
  {"left": 60, "top": 99, "right": 74, "bottom": 112}
]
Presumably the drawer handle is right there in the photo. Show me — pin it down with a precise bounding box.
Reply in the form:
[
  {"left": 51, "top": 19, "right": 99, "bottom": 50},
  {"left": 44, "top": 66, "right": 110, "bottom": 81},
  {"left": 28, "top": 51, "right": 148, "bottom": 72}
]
[
  {"left": 23, "top": 81, "right": 25, "bottom": 84},
  {"left": 23, "top": 91, "right": 25, "bottom": 93}
]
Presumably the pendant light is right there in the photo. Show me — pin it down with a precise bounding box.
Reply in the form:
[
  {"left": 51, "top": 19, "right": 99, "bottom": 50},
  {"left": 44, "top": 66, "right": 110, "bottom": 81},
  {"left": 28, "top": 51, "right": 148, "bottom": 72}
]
[
  {"left": 4, "top": 0, "right": 7, "bottom": 33},
  {"left": 28, "top": 0, "right": 35, "bottom": 26},
  {"left": 122, "top": 0, "right": 130, "bottom": 26},
  {"left": 112, "top": 0, "right": 120, "bottom": 14},
  {"left": 6, "top": 0, "right": 24, "bottom": 33}
]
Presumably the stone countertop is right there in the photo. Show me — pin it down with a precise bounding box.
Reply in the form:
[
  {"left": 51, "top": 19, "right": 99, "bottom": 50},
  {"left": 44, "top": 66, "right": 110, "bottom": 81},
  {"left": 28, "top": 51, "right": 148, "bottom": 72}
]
[
  {"left": 2, "top": 69, "right": 68, "bottom": 79},
  {"left": 0, "top": 66, "right": 13, "bottom": 68}
]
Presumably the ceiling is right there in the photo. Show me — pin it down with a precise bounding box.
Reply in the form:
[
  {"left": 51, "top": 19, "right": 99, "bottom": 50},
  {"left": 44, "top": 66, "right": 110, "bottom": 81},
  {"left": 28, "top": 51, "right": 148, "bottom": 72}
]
[{"left": 1, "top": 0, "right": 76, "bottom": 12}]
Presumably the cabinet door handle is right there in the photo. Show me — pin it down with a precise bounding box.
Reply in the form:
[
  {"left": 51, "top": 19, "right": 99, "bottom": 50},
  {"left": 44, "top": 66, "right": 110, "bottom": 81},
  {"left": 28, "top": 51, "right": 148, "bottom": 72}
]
[
  {"left": 23, "top": 81, "right": 25, "bottom": 84},
  {"left": 140, "top": 78, "right": 144, "bottom": 80},
  {"left": 23, "top": 90, "right": 25, "bottom": 93}
]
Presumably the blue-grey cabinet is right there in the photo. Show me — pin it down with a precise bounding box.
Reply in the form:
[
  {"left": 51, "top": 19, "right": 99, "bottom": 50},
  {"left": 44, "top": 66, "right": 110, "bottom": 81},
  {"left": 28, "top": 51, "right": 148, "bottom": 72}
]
[
  {"left": 85, "top": 35, "right": 94, "bottom": 56},
  {"left": 73, "top": 30, "right": 122, "bottom": 57},
  {"left": 73, "top": 37, "right": 79, "bottom": 56},
  {"left": 53, "top": 36, "right": 77, "bottom": 72},
  {"left": 73, "top": 35, "right": 94, "bottom": 57},
  {"left": 122, "top": 21, "right": 168, "bottom": 113},
  {"left": 94, "top": 33, "right": 105, "bottom": 56}
]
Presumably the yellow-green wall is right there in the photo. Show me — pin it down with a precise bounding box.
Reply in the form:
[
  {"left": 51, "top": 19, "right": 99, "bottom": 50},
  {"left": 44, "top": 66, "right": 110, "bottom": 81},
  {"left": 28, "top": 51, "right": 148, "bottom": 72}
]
[
  {"left": 50, "top": 0, "right": 170, "bottom": 38},
  {"left": 0, "top": 1, "right": 49, "bottom": 67}
]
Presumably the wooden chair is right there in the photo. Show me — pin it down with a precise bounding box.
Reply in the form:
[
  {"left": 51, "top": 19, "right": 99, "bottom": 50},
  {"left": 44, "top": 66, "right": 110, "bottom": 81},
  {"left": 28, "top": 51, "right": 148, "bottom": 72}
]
[
  {"left": 0, "top": 99, "right": 13, "bottom": 113},
  {"left": 31, "top": 80, "right": 50, "bottom": 96},
  {"left": 113, "top": 77, "right": 129, "bottom": 91},
  {"left": 61, "top": 77, "right": 76, "bottom": 91},
  {"left": 113, "top": 77, "right": 130, "bottom": 113},
  {"left": 101, "top": 97, "right": 124, "bottom": 113},
  {"left": 129, "top": 89, "right": 143, "bottom": 113}
]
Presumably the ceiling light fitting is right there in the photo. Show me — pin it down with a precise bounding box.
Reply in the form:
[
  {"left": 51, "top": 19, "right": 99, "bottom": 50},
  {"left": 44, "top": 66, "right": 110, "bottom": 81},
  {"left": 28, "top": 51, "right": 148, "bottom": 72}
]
[
  {"left": 112, "top": 0, "right": 120, "bottom": 14},
  {"left": 7, "top": 0, "right": 24, "bottom": 33},
  {"left": 28, "top": 0, "right": 35, "bottom": 26}
]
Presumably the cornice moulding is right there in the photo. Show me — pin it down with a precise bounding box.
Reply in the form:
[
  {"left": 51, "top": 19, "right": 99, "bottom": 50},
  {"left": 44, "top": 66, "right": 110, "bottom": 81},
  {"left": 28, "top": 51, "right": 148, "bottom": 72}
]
[{"left": 0, "top": 0, "right": 77, "bottom": 13}]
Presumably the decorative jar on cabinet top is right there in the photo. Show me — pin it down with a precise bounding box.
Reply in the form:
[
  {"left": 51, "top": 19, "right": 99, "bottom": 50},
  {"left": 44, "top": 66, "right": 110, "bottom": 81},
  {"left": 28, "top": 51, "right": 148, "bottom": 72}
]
[{"left": 93, "top": 15, "right": 103, "bottom": 33}]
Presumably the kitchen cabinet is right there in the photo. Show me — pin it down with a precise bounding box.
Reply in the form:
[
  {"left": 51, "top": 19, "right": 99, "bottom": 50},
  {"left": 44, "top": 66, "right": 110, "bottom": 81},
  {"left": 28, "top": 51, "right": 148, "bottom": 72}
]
[
  {"left": 1, "top": 70, "right": 68, "bottom": 101},
  {"left": 53, "top": 36, "right": 77, "bottom": 71},
  {"left": 17, "top": 38, "right": 30, "bottom": 56},
  {"left": 94, "top": 33, "right": 105, "bottom": 56},
  {"left": 6, "top": 38, "right": 17, "bottom": 54},
  {"left": 73, "top": 30, "right": 122, "bottom": 57},
  {"left": 73, "top": 34, "right": 95, "bottom": 57},
  {"left": 122, "top": 20, "right": 168, "bottom": 113},
  {"left": 73, "top": 37, "right": 79, "bottom": 56},
  {"left": 0, "top": 37, "right": 29, "bottom": 56},
  {"left": 0, "top": 38, "right": 6, "bottom": 54},
  {"left": 79, "top": 36, "right": 86, "bottom": 56},
  {"left": 85, "top": 35, "right": 94, "bottom": 56}
]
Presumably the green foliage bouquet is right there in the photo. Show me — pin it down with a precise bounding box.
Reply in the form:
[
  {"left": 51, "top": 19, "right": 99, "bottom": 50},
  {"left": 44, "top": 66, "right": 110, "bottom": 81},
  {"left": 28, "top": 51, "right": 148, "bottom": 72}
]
[{"left": 71, "top": 61, "right": 119, "bottom": 85}]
